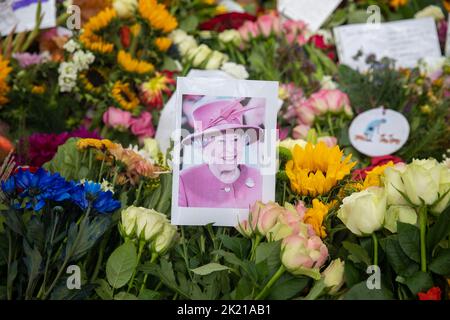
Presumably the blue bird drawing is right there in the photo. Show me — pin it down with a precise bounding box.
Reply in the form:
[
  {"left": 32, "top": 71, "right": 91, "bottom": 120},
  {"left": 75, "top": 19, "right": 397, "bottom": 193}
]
[{"left": 363, "top": 118, "right": 387, "bottom": 141}]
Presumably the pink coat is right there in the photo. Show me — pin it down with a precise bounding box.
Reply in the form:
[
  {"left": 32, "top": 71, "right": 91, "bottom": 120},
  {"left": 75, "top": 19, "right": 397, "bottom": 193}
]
[{"left": 179, "top": 164, "right": 262, "bottom": 209}]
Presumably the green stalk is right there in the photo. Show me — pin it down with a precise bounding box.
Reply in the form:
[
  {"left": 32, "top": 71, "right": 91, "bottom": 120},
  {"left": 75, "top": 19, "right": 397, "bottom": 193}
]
[
  {"left": 139, "top": 253, "right": 158, "bottom": 295},
  {"left": 372, "top": 233, "right": 378, "bottom": 266},
  {"left": 128, "top": 240, "right": 146, "bottom": 293},
  {"left": 255, "top": 265, "right": 286, "bottom": 300},
  {"left": 419, "top": 206, "right": 428, "bottom": 272},
  {"left": 249, "top": 235, "right": 262, "bottom": 262}
]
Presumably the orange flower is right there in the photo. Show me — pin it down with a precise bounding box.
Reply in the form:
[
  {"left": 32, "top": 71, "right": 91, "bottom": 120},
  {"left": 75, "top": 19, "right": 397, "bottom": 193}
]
[
  {"left": 138, "top": 0, "right": 178, "bottom": 33},
  {"left": 390, "top": 0, "right": 408, "bottom": 9},
  {"left": 117, "top": 50, "right": 154, "bottom": 74},
  {"left": 0, "top": 54, "right": 12, "bottom": 106},
  {"left": 154, "top": 37, "right": 172, "bottom": 52}
]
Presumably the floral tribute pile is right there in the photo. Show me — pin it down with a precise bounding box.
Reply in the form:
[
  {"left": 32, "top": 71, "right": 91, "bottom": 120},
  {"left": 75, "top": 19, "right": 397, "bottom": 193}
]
[{"left": 0, "top": 0, "right": 449, "bottom": 300}]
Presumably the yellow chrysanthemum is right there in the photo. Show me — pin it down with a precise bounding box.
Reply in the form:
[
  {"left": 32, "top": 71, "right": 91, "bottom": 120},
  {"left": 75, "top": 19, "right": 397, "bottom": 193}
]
[
  {"left": 0, "top": 54, "right": 12, "bottom": 106},
  {"left": 117, "top": 50, "right": 154, "bottom": 74},
  {"left": 154, "top": 37, "right": 172, "bottom": 52},
  {"left": 79, "top": 8, "right": 117, "bottom": 54},
  {"left": 138, "top": 0, "right": 178, "bottom": 33},
  {"left": 111, "top": 81, "right": 140, "bottom": 110},
  {"left": 77, "top": 138, "right": 117, "bottom": 151},
  {"left": 304, "top": 199, "right": 329, "bottom": 238},
  {"left": 390, "top": 0, "right": 408, "bottom": 9},
  {"left": 359, "top": 161, "right": 395, "bottom": 190},
  {"left": 285, "top": 142, "right": 356, "bottom": 197}
]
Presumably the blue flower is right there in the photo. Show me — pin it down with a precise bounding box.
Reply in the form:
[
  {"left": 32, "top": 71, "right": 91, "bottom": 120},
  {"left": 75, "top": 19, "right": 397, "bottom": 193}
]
[
  {"left": 13, "top": 168, "right": 73, "bottom": 211},
  {"left": 1, "top": 176, "right": 16, "bottom": 196},
  {"left": 71, "top": 181, "right": 121, "bottom": 214}
]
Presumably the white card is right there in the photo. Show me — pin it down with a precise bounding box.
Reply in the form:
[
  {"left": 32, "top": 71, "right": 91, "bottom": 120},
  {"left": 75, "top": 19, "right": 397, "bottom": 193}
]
[
  {"left": 278, "top": 0, "right": 342, "bottom": 32},
  {"left": 334, "top": 17, "right": 442, "bottom": 71},
  {"left": 0, "top": 0, "right": 56, "bottom": 36},
  {"left": 446, "top": 15, "right": 450, "bottom": 57},
  {"left": 349, "top": 108, "right": 410, "bottom": 157}
]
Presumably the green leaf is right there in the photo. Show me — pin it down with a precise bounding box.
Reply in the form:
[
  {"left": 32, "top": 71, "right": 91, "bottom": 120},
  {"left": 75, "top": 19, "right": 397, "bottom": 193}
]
[
  {"left": 255, "top": 241, "right": 281, "bottom": 264},
  {"left": 344, "top": 260, "right": 363, "bottom": 287},
  {"left": 106, "top": 241, "right": 138, "bottom": 289},
  {"left": 427, "top": 206, "right": 450, "bottom": 252},
  {"left": 344, "top": 281, "right": 394, "bottom": 300},
  {"left": 138, "top": 289, "right": 161, "bottom": 300},
  {"left": 217, "top": 234, "right": 250, "bottom": 259},
  {"left": 95, "top": 279, "right": 114, "bottom": 300},
  {"left": 114, "top": 292, "right": 138, "bottom": 300},
  {"left": 383, "top": 235, "right": 419, "bottom": 277},
  {"left": 405, "top": 271, "right": 433, "bottom": 295},
  {"left": 429, "top": 249, "right": 450, "bottom": 276},
  {"left": 397, "top": 222, "right": 421, "bottom": 263},
  {"left": 267, "top": 274, "right": 309, "bottom": 300},
  {"left": 191, "top": 263, "right": 230, "bottom": 276},
  {"left": 343, "top": 241, "right": 371, "bottom": 266},
  {"left": 179, "top": 15, "right": 199, "bottom": 32},
  {"left": 23, "top": 240, "right": 42, "bottom": 296}
]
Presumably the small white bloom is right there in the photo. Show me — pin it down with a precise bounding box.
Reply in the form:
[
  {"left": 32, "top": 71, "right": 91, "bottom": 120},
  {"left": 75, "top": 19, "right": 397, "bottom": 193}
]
[
  {"left": 220, "top": 62, "right": 249, "bottom": 79},
  {"left": 218, "top": 29, "right": 241, "bottom": 45},
  {"left": 320, "top": 75, "right": 337, "bottom": 90},
  {"left": 63, "top": 39, "right": 80, "bottom": 53},
  {"left": 101, "top": 179, "right": 115, "bottom": 193},
  {"left": 72, "top": 50, "right": 95, "bottom": 71}
]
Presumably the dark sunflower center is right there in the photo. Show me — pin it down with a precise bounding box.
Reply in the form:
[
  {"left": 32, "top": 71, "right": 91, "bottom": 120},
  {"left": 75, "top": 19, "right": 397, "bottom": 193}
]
[{"left": 87, "top": 69, "right": 105, "bottom": 87}]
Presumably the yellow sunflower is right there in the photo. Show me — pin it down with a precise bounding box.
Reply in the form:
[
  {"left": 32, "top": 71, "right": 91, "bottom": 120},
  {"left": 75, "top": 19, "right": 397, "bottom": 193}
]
[
  {"left": 80, "top": 68, "right": 107, "bottom": 94},
  {"left": 77, "top": 138, "right": 117, "bottom": 151},
  {"left": 117, "top": 50, "right": 154, "bottom": 74},
  {"left": 111, "top": 81, "right": 140, "bottom": 110},
  {"left": 0, "top": 54, "right": 12, "bottom": 106},
  {"left": 154, "top": 37, "right": 172, "bottom": 52},
  {"left": 79, "top": 7, "right": 117, "bottom": 54},
  {"left": 304, "top": 199, "right": 329, "bottom": 238},
  {"left": 285, "top": 142, "right": 356, "bottom": 197},
  {"left": 138, "top": 0, "right": 178, "bottom": 33}
]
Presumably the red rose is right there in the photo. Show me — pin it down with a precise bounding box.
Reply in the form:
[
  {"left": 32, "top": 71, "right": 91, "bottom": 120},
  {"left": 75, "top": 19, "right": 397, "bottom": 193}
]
[
  {"left": 199, "top": 12, "right": 257, "bottom": 32},
  {"left": 418, "top": 287, "right": 441, "bottom": 300}
]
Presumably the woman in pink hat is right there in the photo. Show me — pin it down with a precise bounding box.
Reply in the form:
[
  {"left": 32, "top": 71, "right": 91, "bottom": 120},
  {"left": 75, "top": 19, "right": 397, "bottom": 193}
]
[{"left": 179, "top": 98, "right": 264, "bottom": 209}]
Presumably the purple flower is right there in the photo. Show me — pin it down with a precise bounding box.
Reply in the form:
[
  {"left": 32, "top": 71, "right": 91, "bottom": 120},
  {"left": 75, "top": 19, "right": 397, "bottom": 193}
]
[
  {"left": 12, "top": 52, "right": 50, "bottom": 68},
  {"left": 18, "top": 127, "right": 101, "bottom": 167}
]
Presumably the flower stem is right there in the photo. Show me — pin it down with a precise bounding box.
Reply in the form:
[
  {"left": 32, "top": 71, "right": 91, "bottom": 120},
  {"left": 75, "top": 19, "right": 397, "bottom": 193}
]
[
  {"left": 128, "top": 240, "right": 145, "bottom": 293},
  {"left": 255, "top": 265, "right": 285, "bottom": 300},
  {"left": 372, "top": 233, "right": 378, "bottom": 266},
  {"left": 249, "top": 235, "right": 262, "bottom": 262},
  {"left": 419, "top": 206, "right": 428, "bottom": 272}
]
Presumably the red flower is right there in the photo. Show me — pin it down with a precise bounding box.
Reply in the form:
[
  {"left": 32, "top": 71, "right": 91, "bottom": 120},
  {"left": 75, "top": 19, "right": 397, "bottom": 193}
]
[
  {"left": 352, "top": 155, "right": 404, "bottom": 180},
  {"left": 199, "top": 12, "right": 257, "bottom": 32},
  {"left": 120, "top": 26, "right": 131, "bottom": 49},
  {"left": 418, "top": 287, "right": 441, "bottom": 300}
]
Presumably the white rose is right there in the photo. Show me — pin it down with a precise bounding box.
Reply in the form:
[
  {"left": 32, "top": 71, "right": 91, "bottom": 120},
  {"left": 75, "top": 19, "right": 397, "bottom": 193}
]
[
  {"left": 189, "top": 44, "right": 212, "bottom": 67},
  {"left": 338, "top": 187, "right": 386, "bottom": 236},
  {"left": 113, "top": 0, "right": 137, "bottom": 19},
  {"left": 205, "top": 50, "right": 228, "bottom": 70},
  {"left": 384, "top": 205, "right": 417, "bottom": 233},
  {"left": 218, "top": 29, "right": 242, "bottom": 46},
  {"left": 121, "top": 206, "right": 140, "bottom": 237},
  {"left": 220, "top": 62, "right": 249, "bottom": 79},
  {"left": 322, "top": 258, "right": 345, "bottom": 294},
  {"left": 414, "top": 5, "right": 445, "bottom": 21},
  {"left": 177, "top": 36, "right": 198, "bottom": 56},
  {"left": 431, "top": 165, "right": 450, "bottom": 214},
  {"left": 402, "top": 159, "right": 442, "bottom": 206},
  {"left": 169, "top": 29, "right": 188, "bottom": 44},
  {"left": 278, "top": 138, "right": 307, "bottom": 151},
  {"left": 151, "top": 223, "right": 178, "bottom": 255},
  {"left": 135, "top": 207, "right": 168, "bottom": 241},
  {"left": 383, "top": 163, "right": 408, "bottom": 206}
]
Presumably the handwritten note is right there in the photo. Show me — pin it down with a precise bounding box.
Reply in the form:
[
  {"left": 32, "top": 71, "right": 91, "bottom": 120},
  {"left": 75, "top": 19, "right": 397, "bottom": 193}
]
[
  {"left": 0, "top": 0, "right": 56, "bottom": 36},
  {"left": 333, "top": 17, "right": 442, "bottom": 71},
  {"left": 278, "top": 0, "right": 342, "bottom": 32}
]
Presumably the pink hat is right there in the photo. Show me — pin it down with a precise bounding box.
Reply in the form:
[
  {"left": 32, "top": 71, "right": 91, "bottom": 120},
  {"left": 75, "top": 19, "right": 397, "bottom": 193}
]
[{"left": 182, "top": 98, "right": 263, "bottom": 145}]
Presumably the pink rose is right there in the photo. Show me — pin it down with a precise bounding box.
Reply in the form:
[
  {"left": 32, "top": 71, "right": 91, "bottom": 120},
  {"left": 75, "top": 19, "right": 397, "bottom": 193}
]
[
  {"left": 257, "top": 13, "right": 280, "bottom": 37},
  {"left": 239, "top": 21, "right": 260, "bottom": 41},
  {"left": 318, "top": 136, "right": 338, "bottom": 148},
  {"left": 249, "top": 201, "right": 285, "bottom": 236},
  {"left": 292, "top": 124, "right": 310, "bottom": 139},
  {"left": 103, "top": 107, "right": 132, "bottom": 130},
  {"left": 307, "top": 89, "right": 352, "bottom": 116},
  {"left": 296, "top": 102, "right": 316, "bottom": 125},
  {"left": 131, "top": 112, "right": 155, "bottom": 141}
]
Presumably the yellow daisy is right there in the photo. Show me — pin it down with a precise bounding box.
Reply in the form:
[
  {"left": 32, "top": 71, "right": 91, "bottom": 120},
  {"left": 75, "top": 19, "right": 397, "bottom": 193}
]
[
  {"left": 111, "top": 81, "right": 140, "bottom": 110},
  {"left": 117, "top": 50, "right": 154, "bottom": 74},
  {"left": 138, "top": 0, "right": 178, "bottom": 33},
  {"left": 285, "top": 142, "right": 356, "bottom": 197}
]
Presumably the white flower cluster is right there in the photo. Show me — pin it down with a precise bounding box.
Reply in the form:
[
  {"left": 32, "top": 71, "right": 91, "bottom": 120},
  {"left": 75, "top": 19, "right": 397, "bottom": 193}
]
[
  {"left": 169, "top": 29, "right": 249, "bottom": 79},
  {"left": 58, "top": 43, "right": 95, "bottom": 92}
]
